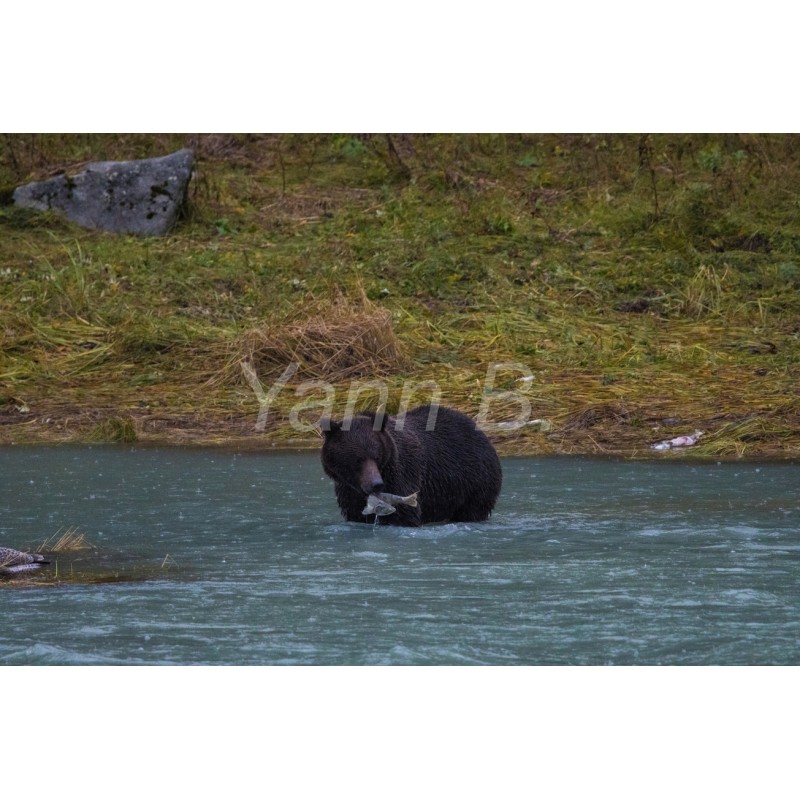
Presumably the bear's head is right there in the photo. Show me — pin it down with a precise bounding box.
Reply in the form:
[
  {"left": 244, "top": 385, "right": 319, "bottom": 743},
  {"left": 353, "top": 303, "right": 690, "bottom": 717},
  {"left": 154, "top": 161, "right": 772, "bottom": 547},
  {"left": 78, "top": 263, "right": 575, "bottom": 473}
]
[{"left": 320, "top": 412, "right": 397, "bottom": 495}]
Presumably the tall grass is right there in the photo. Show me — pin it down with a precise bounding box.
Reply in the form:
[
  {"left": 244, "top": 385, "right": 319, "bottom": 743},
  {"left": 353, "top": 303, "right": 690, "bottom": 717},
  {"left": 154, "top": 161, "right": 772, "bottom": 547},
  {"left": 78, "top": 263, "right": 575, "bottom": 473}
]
[{"left": 1, "top": 134, "right": 799, "bottom": 455}]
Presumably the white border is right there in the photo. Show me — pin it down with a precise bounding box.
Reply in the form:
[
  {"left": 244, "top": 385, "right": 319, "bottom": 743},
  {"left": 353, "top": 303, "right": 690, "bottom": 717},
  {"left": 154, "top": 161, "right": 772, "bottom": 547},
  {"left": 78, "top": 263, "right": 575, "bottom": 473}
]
[
  {"left": 4, "top": 666, "right": 798, "bottom": 797},
  {"left": 4, "top": 3, "right": 796, "bottom": 131}
]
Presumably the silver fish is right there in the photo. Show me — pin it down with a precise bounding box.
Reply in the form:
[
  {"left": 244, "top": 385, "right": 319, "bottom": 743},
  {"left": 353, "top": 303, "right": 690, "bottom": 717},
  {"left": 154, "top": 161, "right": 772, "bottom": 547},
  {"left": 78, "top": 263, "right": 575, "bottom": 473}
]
[
  {"left": 362, "top": 491, "right": 419, "bottom": 517},
  {"left": 0, "top": 546, "right": 50, "bottom": 575},
  {"left": 650, "top": 430, "right": 704, "bottom": 451}
]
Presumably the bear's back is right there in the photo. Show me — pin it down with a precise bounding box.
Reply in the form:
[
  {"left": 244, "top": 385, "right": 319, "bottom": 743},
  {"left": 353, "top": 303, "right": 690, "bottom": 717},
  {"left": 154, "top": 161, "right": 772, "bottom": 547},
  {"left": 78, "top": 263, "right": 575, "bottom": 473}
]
[{"left": 394, "top": 405, "right": 502, "bottom": 523}]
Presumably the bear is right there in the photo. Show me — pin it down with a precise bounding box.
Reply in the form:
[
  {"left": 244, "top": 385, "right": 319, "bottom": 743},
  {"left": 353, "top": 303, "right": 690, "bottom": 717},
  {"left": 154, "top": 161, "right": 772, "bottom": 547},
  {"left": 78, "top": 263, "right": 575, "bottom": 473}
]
[{"left": 320, "top": 404, "right": 502, "bottom": 526}]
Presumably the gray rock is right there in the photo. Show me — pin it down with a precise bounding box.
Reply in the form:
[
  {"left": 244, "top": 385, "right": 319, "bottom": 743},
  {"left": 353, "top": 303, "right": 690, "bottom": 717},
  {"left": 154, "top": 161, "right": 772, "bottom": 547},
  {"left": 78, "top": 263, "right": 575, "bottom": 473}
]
[{"left": 13, "top": 148, "right": 194, "bottom": 236}]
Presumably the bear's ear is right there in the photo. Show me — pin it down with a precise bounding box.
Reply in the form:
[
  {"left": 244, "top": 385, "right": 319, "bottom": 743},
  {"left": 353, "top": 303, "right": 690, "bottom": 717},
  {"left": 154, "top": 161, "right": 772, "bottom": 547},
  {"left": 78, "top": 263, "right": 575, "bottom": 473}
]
[
  {"left": 319, "top": 417, "right": 342, "bottom": 435},
  {"left": 374, "top": 409, "right": 389, "bottom": 432}
]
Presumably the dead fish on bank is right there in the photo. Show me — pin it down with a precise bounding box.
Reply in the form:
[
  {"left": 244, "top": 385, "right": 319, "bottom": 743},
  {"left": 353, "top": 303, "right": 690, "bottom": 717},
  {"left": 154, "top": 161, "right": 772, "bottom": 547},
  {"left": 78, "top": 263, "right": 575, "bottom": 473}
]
[
  {"left": 0, "top": 546, "right": 50, "bottom": 576},
  {"left": 650, "top": 430, "right": 705, "bottom": 451},
  {"left": 362, "top": 491, "right": 419, "bottom": 517}
]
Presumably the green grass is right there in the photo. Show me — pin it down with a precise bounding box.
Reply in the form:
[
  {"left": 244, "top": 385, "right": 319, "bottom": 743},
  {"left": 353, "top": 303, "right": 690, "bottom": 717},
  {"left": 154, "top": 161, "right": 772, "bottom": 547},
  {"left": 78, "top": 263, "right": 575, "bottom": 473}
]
[{"left": 1, "top": 133, "right": 799, "bottom": 456}]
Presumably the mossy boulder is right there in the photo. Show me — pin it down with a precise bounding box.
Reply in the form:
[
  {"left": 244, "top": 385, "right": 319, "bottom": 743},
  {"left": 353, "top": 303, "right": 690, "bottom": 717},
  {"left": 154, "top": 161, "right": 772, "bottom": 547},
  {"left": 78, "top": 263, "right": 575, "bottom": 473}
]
[{"left": 13, "top": 148, "right": 194, "bottom": 235}]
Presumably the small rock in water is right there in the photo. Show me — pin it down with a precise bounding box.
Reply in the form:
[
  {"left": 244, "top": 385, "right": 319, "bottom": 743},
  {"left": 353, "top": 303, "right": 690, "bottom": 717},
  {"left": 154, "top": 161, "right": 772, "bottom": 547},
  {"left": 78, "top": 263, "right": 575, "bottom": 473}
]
[{"left": 13, "top": 148, "right": 194, "bottom": 236}]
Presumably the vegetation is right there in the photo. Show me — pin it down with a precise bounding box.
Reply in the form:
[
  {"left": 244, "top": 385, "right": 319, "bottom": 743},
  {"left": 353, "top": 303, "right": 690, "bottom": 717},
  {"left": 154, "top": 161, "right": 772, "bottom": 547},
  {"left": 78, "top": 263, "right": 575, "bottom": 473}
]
[
  {"left": 1, "top": 133, "right": 799, "bottom": 457},
  {"left": 0, "top": 527, "right": 180, "bottom": 588}
]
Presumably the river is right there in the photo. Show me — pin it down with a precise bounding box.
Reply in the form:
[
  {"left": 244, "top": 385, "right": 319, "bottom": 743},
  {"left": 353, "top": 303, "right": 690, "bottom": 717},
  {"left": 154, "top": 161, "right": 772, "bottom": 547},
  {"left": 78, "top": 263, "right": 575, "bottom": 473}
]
[{"left": 1, "top": 447, "right": 798, "bottom": 665}]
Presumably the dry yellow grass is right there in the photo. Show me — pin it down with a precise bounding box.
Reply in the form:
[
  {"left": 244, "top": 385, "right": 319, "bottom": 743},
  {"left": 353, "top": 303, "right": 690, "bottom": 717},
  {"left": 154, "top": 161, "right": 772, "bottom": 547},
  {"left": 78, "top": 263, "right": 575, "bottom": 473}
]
[
  {"left": 217, "top": 289, "right": 410, "bottom": 385},
  {"left": 37, "top": 526, "right": 94, "bottom": 554}
]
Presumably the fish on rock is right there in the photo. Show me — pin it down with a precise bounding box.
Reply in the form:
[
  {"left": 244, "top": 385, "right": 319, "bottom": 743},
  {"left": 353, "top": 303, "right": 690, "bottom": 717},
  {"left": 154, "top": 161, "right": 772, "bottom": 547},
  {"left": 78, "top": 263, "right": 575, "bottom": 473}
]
[
  {"left": 362, "top": 491, "right": 419, "bottom": 517},
  {"left": 0, "top": 547, "right": 50, "bottom": 576}
]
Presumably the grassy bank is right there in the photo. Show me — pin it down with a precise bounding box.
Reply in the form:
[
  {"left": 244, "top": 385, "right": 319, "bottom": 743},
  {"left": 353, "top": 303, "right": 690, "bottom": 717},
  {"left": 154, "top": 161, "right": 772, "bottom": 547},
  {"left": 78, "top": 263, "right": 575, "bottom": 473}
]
[{"left": 1, "top": 134, "right": 799, "bottom": 457}]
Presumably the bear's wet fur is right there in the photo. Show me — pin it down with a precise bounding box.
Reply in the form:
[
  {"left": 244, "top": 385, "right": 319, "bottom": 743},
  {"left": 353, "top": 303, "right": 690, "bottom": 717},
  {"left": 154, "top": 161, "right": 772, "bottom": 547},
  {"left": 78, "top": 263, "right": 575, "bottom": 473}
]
[{"left": 320, "top": 405, "right": 502, "bottom": 526}]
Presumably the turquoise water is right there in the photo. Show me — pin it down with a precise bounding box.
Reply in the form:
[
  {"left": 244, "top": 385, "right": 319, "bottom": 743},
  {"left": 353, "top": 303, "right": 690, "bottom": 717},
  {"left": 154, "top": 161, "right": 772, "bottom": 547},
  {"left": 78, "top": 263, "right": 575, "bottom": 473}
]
[{"left": 1, "top": 447, "right": 798, "bottom": 665}]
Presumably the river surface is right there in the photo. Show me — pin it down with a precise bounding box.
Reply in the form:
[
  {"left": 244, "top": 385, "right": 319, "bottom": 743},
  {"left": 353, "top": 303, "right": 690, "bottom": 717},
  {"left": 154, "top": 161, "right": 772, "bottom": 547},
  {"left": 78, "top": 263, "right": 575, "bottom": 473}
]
[{"left": 1, "top": 447, "right": 798, "bottom": 665}]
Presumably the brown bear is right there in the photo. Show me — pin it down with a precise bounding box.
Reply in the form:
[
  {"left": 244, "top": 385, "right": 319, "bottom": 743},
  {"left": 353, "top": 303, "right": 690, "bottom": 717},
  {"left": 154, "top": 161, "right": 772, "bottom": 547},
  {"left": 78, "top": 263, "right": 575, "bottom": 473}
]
[{"left": 320, "top": 404, "right": 502, "bottom": 526}]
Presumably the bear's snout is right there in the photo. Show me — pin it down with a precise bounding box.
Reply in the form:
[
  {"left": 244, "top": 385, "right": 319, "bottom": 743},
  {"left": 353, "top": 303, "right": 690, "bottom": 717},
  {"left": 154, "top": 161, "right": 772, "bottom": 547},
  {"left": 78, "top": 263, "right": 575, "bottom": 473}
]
[{"left": 359, "top": 458, "right": 384, "bottom": 494}]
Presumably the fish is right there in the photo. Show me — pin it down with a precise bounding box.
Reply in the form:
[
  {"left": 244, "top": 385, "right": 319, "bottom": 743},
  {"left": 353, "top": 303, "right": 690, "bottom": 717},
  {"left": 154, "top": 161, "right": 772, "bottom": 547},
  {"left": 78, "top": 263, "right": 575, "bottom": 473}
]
[
  {"left": 362, "top": 491, "right": 419, "bottom": 517},
  {"left": 0, "top": 546, "right": 50, "bottom": 576},
  {"left": 650, "top": 430, "right": 705, "bottom": 451}
]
